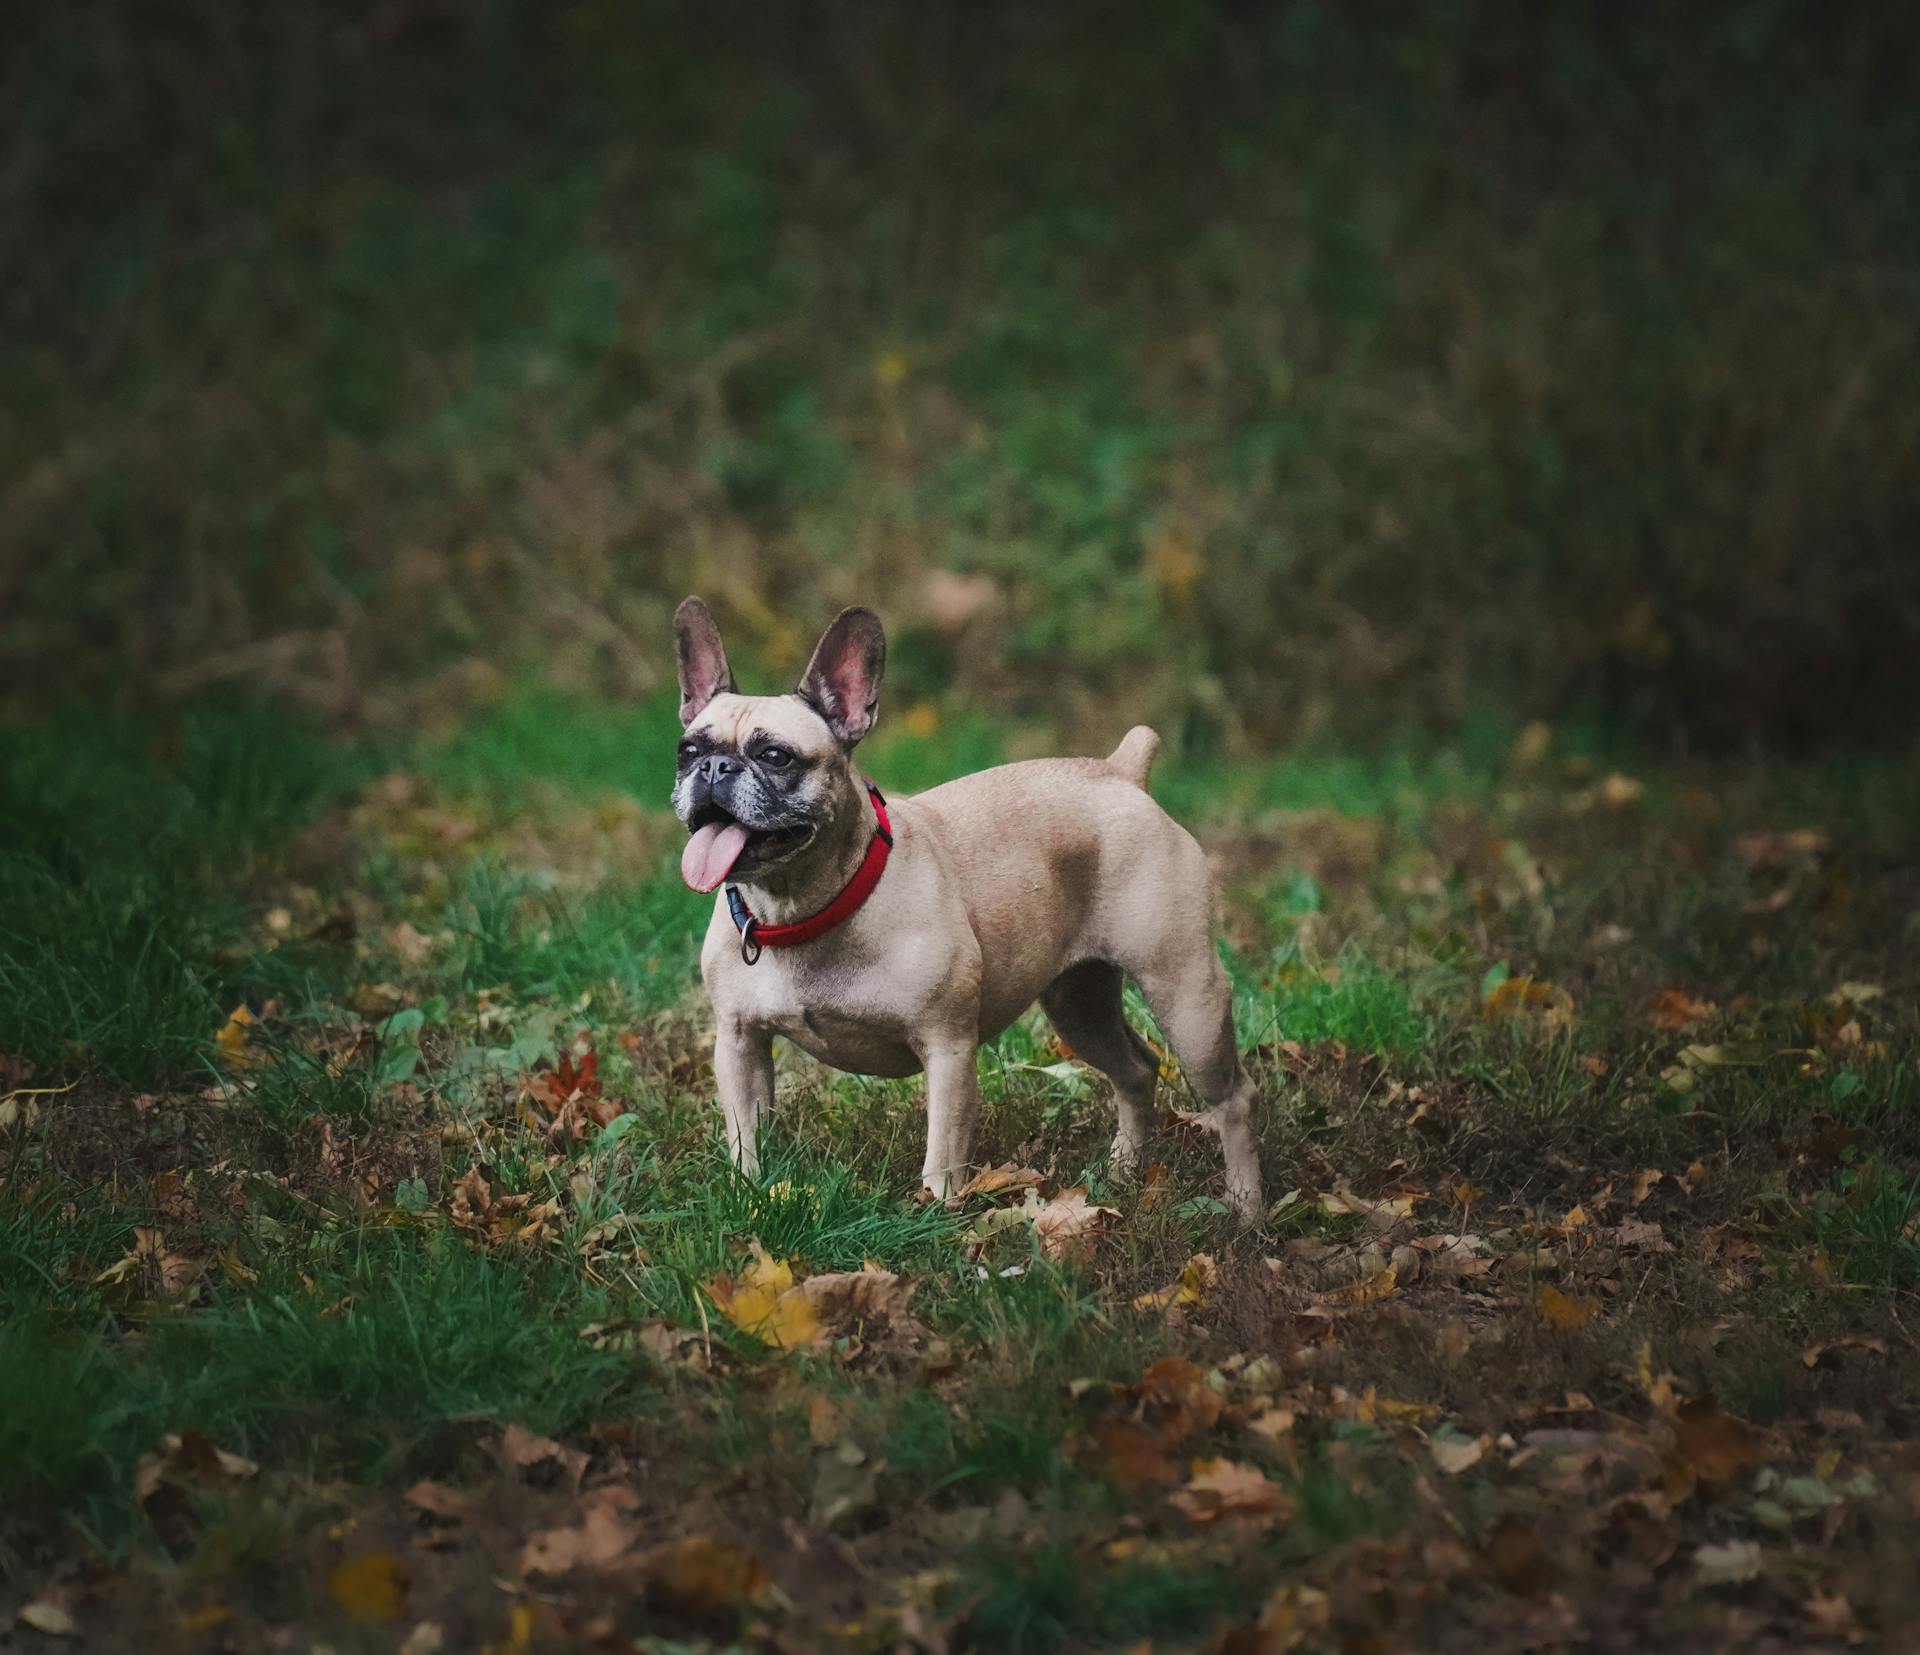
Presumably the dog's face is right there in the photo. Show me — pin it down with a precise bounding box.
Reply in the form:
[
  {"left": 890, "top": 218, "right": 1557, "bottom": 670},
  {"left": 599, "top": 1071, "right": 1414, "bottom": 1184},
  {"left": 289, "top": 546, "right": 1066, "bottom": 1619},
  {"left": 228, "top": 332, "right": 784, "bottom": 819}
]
[{"left": 671, "top": 598, "right": 885, "bottom": 894}]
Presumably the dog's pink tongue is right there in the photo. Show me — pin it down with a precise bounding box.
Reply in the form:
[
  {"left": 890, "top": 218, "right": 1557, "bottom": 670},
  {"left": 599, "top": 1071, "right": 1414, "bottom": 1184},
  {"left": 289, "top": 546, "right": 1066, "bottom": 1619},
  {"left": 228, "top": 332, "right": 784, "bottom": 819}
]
[{"left": 681, "top": 820, "right": 752, "bottom": 893}]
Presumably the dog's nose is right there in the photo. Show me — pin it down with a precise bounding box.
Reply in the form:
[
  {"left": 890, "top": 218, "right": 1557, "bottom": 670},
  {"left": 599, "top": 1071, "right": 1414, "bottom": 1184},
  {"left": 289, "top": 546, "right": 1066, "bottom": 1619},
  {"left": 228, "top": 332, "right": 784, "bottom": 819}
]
[{"left": 699, "top": 754, "right": 744, "bottom": 783}]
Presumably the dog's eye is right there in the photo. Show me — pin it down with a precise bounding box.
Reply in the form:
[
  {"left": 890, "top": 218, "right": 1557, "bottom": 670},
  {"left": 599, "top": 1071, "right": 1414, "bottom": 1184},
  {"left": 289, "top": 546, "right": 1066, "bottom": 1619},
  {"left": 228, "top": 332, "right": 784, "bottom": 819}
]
[
  {"left": 677, "top": 740, "right": 699, "bottom": 762},
  {"left": 758, "top": 745, "right": 792, "bottom": 768}
]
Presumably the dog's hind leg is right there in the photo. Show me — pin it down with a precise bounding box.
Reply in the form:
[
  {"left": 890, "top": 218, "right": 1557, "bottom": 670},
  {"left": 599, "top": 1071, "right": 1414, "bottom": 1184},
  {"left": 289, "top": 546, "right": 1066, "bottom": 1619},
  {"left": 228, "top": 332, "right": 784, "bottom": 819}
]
[
  {"left": 1041, "top": 960, "right": 1161, "bottom": 1171},
  {"left": 1128, "top": 948, "right": 1263, "bottom": 1223}
]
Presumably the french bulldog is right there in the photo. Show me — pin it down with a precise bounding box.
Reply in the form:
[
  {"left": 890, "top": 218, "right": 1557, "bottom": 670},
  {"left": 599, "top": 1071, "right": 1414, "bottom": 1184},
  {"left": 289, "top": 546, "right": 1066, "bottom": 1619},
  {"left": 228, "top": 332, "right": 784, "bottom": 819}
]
[{"left": 671, "top": 596, "right": 1262, "bottom": 1220}]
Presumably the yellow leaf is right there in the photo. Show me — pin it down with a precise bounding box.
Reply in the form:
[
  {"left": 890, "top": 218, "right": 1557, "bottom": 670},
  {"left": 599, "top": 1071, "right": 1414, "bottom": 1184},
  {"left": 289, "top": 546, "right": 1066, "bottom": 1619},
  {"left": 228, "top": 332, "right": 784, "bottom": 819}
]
[
  {"left": 1536, "top": 1285, "right": 1599, "bottom": 1329},
  {"left": 328, "top": 1551, "right": 409, "bottom": 1623},
  {"left": 1133, "top": 1253, "right": 1215, "bottom": 1311},
  {"left": 1452, "top": 1179, "right": 1488, "bottom": 1205},
  {"left": 215, "top": 1005, "right": 258, "bottom": 1067},
  {"left": 704, "top": 1242, "right": 825, "bottom": 1349}
]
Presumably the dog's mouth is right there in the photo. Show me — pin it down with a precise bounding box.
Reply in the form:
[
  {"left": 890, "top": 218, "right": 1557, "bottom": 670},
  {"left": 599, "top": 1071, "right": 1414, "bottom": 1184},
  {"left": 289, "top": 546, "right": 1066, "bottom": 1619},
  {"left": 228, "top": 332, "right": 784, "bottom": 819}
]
[{"left": 680, "top": 803, "right": 813, "bottom": 893}]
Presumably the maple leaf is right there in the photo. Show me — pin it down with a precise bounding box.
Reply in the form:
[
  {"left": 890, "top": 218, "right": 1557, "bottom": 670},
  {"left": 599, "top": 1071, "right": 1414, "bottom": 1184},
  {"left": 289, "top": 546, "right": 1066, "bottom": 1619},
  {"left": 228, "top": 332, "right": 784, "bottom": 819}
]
[
  {"left": 705, "top": 1242, "right": 826, "bottom": 1349},
  {"left": 1028, "top": 1186, "right": 1119, "bottom": 1262},
  {"left": 1536, "top": 1284, "right": 1599, "bottom": 1328}
]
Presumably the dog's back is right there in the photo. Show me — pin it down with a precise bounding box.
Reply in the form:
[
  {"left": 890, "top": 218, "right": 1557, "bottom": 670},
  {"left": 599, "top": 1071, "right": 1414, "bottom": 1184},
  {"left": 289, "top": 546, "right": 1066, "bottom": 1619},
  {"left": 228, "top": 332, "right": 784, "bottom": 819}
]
[{"left": 893, "top": 730, "right": 1211, "bottom": 1032}]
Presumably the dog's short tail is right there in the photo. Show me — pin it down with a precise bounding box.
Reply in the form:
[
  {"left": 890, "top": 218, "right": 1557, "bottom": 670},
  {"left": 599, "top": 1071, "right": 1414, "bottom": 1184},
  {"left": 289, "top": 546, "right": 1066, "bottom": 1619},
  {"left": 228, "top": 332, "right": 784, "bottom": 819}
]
[{"left": 1106, "top": 725, "right": 1161, "bottom": 789}]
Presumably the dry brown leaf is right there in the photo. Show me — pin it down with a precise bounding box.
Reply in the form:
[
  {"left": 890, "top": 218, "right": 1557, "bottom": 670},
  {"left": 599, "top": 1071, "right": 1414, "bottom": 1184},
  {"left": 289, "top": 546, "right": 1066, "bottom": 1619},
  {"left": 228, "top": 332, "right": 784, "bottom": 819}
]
[
  {"left": 1486, "top": 1516, "right": 1558, "bottom": 1596},
  {"left": 807, "top": 1394, "right": 848, "bottom": 1447},
  {"left": 955, "top": 1163, "right": 1046, "bottom": 1199},
  {"left": 403, "top": 1481, "right": 472, "bottom": 1525},
  {"left": 1133, "top": 1252, "right": 1215, "bottom": 1311},
  {"left": 1649, "top": 988, "right": 1716, "bottom": 1030},
  {"left": 1483, "top": 976, "right": 1576, "bottom": 1029},
  {"left": 95, "top": 1227, "right": 204, "bottom": 1301},
  {"left": 1029, "top": 1187, "right": 1120, "bottom": 1262},
  {"left": 521, "top": 1486, "right": 640, "bottom": 1577},
  {"left": 496, "top": 1423, "right": 589, "bottom": 1489},
  {"left": 328, "top": 1552, "right": 409, "bottom": 1623},
  {"left": 134, "top": 1431, "right": 259, "bottom": 1502},
  {"left": 1536, "top": 1284, "right": 1599, "bottom": 1329},
  {"left": 797, "top": 1262, "right": 920, "bottom": 1332},
  {"left": 1670, "top": 1397, "right": 1761, "bottom": 1484},
  {"left": 1090, "top": 1419, "right": 1179, "bottom": 1489},
  {"left": 1801, "top": 1336, "right": 1889, "bottom": 1369},
  {"left": 633, "top": 1535, "right": 769, "bottom": 1614},
  {"left": 1169, "top": 1457, "right": 1293, "bottom": 1526},
  {"left": 1631, "top": 1168, "right": 1664, "bottom": 1204}
]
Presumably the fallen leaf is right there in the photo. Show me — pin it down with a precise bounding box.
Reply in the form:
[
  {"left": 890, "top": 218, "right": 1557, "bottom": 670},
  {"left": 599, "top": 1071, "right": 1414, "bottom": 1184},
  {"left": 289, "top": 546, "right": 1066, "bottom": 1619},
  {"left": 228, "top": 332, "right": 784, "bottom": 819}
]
[
  {"left": 1430, "top": 1431, "right": 1489, "bottom": 1475},
  {"left": 1649, "top": 988, "right": 1716, "bottom": 1030},
  {"left": 496, "top": 1423, "right": 589, "bottom": 1489},
  {"left": 1536, "top": 1285, "right": 1599, "bottom": 1329},
  {"left": 17, "top": 1603, "right": 79, "bottom": 1638},
  {"left": 1682, "top": 1158, "right": 1711, "bottom": 1191},
  {"left": 1315, "top": 1262, "right": 1398, "bottom": 1306},
  {"left": 1671, "top": 1397, "right": 1761, "bottom": 1484},
  {"left": 797, "top": 1262, "right": 922, "bottom": 1334},
  {"left": 1483, "top": 976, "right": 1575, "bottom": 1029},
  {"left": 1486, "top": 1516, "right": 1558, "bottom": 1596},
  {"left": 95, "top": 1227, "right": 204, "bottom": 1302},
  {"left": 1133, "top": 1252, "right": 1215, "bottom": 1311},
  {"left": 134, "top": 1431, "right": 259, "bottom": 1502},
  {"left": 634, "top": 1535, "right": 769, "bottom": 1614},
  {"left": 1804, "top": 1589, "right": 1865, "bottom": 1643},
  {"left": 1136, "top": 1357, "right": 1225, "bottom": 1440},
  {"left": 807, "top": 1394, "right": 848, "bottom": 1447},
  {"left": 329, "top": 1552, "right": 410, "bottom": 1623},
  {"left": 1029, "top": 1187, "right": 1120, "bottom": 1262},
  {"left": 215, "top": 1005, "right": 258, "bottom": 1068},
  {"left": 1801, "top": 1336, "right": 1889, "bottom": 1369},
  {"left": 1631, "top": 1168, "right": 1664, "bottom": 1204},
  {"left": 1090, "top": 1418, "right": 1180, "bottom": 1488},
  {"left": 404, "top": 1481, "right": 473, "bottom": 1525},
  {"left": 1320, "top": 1183, "right": 1417, "bottom": 1228},
  {"left": 1169, "top": 1457, "right": 1293, "bottom": 1526},
  {"left": 1694, "top": 1539, "right": 1764, "bottom": 1587},
  {"left": 704, "top": 1242, "right": 826, "bottom": 1349},
  {"left": 521, "top": 1486, "right": 640, "bottom": 1577},
  {"left": 955, "top": 1163, "right": 1046, "bottom": 1199}
]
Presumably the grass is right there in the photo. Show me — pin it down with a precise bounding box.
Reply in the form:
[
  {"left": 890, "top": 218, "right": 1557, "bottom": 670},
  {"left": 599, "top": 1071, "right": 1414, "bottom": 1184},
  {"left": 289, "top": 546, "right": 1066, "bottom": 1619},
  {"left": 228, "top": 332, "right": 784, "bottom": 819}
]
[{"left": 3, "top": 695, "right": 1919, "bottom": 1648}]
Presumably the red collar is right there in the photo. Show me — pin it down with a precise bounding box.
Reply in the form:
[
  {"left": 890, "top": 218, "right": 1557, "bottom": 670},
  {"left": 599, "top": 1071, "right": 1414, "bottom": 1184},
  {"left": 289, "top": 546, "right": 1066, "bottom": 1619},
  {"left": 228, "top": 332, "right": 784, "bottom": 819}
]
[{"left": 724, "top": 780, "right": 892, "bottom": 963}]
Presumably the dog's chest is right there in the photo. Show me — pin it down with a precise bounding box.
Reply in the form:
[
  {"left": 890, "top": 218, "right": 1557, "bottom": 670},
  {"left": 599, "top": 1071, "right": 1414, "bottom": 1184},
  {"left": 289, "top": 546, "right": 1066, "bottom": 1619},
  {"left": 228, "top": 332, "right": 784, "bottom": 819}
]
[{"left": 726, "top": 961, "right": 924, "bottom": 1078}]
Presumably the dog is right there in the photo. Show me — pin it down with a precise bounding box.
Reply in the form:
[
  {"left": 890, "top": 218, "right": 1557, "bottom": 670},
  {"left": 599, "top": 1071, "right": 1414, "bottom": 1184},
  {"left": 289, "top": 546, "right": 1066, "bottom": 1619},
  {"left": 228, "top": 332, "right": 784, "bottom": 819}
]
[{"left": 670, "top": 596, "right": 1262, "bottom": 1221}]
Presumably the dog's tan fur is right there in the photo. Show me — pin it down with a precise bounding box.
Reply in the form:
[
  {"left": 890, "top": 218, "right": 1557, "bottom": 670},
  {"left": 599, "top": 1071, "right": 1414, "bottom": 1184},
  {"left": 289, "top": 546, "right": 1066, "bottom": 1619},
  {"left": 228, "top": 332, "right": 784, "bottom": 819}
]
[{"left": 673, "top": 599, "right": 1262, "bottom": 1219}]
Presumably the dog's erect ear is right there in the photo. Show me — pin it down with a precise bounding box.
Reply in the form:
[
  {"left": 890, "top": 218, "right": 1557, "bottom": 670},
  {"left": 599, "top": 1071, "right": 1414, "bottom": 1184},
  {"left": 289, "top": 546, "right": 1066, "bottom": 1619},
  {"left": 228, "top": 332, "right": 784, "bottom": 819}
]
[
  {"left": 674, "top": 596, "right": 735, "bottom": 726},
  {"left": 797, "top": 606, "right": 886, "bottom": 747}
]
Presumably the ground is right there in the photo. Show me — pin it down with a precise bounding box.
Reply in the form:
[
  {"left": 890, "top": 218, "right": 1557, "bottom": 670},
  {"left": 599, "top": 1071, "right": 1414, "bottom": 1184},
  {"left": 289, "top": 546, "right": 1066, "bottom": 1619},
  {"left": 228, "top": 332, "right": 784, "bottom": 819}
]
[{"left": 3, "top": 695, "right": 1917, "bottom": 1653}]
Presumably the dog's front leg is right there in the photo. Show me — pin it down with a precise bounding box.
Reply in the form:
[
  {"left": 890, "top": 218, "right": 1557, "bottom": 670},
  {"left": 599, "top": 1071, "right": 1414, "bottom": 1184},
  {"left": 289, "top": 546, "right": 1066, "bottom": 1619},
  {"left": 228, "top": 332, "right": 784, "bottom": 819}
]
[
  {"left": 713, "top": 1014, "right": 774, "bottom": 1178},
  {"left": 917, "top": 1035, "right": 981, "bottom": 1201}
]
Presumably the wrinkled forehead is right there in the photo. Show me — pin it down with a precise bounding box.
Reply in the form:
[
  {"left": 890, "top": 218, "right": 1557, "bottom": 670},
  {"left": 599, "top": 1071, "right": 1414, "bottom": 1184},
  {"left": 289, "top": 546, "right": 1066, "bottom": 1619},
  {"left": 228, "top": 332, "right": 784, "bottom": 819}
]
[{"left": 687, "top": 693, "right": 835, "bottom": 752}]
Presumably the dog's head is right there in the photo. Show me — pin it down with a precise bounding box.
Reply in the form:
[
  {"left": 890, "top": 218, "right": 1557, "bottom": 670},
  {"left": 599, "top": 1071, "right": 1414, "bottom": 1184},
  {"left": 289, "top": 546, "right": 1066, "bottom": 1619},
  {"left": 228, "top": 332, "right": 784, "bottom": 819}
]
[{"left": 671, "top": 596, "right": 886, "bottom": 893}]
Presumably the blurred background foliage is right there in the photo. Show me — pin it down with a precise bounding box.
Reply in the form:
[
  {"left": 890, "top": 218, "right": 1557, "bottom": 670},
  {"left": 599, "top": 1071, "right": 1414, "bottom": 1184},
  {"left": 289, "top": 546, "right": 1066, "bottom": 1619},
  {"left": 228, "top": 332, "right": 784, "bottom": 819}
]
[{"left": 3, "top": 0, "right": 1915, "bottom": 756}]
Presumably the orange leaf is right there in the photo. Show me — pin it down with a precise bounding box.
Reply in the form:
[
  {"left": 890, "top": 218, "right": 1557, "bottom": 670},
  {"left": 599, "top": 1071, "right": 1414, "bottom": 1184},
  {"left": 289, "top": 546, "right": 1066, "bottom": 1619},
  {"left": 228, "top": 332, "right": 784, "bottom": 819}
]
[
  {"left": 1536, "top": 1285, "right": 1598, "bottom": 1329},
  {"left": 328, "top": 1552, "right": 409, "bottom": 1623}
]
